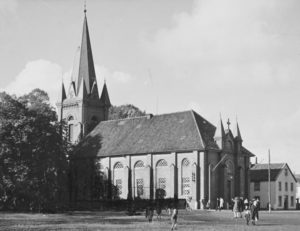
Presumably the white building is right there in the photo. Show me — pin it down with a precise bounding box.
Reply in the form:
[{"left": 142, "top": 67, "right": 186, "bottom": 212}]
[
  {"left": 250, "top": 163, "right": 297, "bottom": 210},
  {"left": 295, "top": 174, "right": 300, "bottom": 208}
]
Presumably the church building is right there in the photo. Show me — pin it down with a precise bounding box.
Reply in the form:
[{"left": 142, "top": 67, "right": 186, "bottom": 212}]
[{"left": 58, "top": 10, "right": 255, "bottom": 209}]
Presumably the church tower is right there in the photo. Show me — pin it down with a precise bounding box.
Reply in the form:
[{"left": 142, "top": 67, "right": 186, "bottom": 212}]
[{"left": 56, "top": 9, "right": 111, "bottom": 143}]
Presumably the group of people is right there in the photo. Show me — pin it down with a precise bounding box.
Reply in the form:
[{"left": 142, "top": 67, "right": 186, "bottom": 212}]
[
  {"left": 216, "top": 197, "right": 225, "bottom": 211},
  {"left": 232, "top": 197, "right": 260, "bottom": 225}
]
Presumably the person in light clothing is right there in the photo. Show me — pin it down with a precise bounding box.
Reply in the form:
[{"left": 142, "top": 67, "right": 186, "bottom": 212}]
[{"left": 171, "top": 207, "right": 178, "bottom": 230}]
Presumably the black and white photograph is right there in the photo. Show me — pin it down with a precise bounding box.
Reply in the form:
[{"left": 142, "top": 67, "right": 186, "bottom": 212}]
[{"left": 1, "top": 0, "right": 300, "bottom": 230}]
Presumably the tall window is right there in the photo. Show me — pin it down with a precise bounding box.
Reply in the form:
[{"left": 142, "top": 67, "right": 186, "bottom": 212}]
[
  {"left": 278, "top": 182, "right": 282, "bottom": 191},
  {"left": 158, "top": 178, "right": 166, "bottom": 190},
  {"left": 181, "top": 158, "right": 191, "bottom": 196},
  {"left": 291, "top": 183, "right": 294, "bottom": 191},
  {"left": 285, "top": 182, "right": 288, "bottom": 191},
  {"left": 278, "top": 196, "right": 282, "bottom": 207},
  {"left": 254, "top": 182, "right": 260, "bottom": 191},
  {"left": 68, "top": 124, "right": 74, "bottom": 142},
  {"left": 113, "top": 162, "right": 123, "bottom": 198},
  {"left": 156, "top": 159, "right": 168, "bottom": 192},
  {"left": 115, "top": 179, "right": 122, "bottom": 195},
  {"left": 285, "top": 168, "right": 288, "bottom": 176},
  {"left": 136, "top": 178, "right": 144, "bottom": 197},
  {"left": 68, "top": 116, "right": 74, "bottom": 142},
  {"left": 134, "top": 161, "right": 145, "bottom": 198}
]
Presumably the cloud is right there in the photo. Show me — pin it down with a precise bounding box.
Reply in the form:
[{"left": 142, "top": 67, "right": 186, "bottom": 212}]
[
  {"left": 95, "top": 65, "right": 134, "bottom": 84},
  {"left": 142, "top": 0, "right": 300, "bottom": 88},
  {"left": 1, "top": 59, "right": 63, "bottom": 105},
  {"left": 0, "top": 0, "right": 18, "bottom": 14},
  {"left": 1, "top": 60, "right": 134, "bottom": 107}
]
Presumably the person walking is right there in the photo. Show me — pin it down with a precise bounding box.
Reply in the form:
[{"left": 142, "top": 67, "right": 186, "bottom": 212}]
[
  {"left": 244, "top": 204, "right": 251, "bottom": 225},
  {"left": 170, "top": 207, "right": 178, "bottom": 230},
  {"left": 216, "top": 198, "right": 220, "bottom": 211},
  {"left": 232, "top": 197, "right": 240, "bottom": 219},
  {"left": 250, "top": 198, "right": 259, "bottom": 225},
  {"left": 254, "top": 198, "right": 260, "bottom": 223},
  {"left": 219, "top": 197, "right": 224, "bottom": 211},
  {"left": 244, "top": 198, "right": 249, "bottom": 210}
]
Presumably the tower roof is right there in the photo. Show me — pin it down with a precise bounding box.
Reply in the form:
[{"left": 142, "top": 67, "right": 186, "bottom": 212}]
[
  {"left": 76, "top": 12, "right": 97, "bottom": 96},
  {"left": 236, "top": 122, "right": 243, "bottom": 141},
  {"left": 100, "top": 82, "right": 111, "bottom": 106},
  {"left": 61, "top": 82, "right": 66, "bottom": 101},
  {"left": 213, "top": 117, "right": 225, "bottom": 148}
]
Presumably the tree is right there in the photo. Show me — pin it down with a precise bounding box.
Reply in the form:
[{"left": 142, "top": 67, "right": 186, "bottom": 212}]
[
  {"left": 0, "top": 89, "right": 70, "bottom": 212},
  {"left": 108, "top": 104, "right": 146, "bottom": 120}
]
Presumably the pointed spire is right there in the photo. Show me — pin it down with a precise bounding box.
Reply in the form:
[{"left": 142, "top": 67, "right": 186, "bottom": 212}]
[
  {"left": 91, "top": 80, "right": 99, "bottom": 98},
  {"left": 68, "top": 81, "right": 76, "bottom": 98},
  {"left": 214, "top": 115, "right": 225, "bottom": 148},
  {"left": 100, "top": 82, "right": 111, "bottom": 107},
  {"left": 61, "top": 82, "right": 66, "bottom": 101},
  {"left": 236, "top": 119, "right": 243, "bottom": 142},
  {"left": 76, "top": 9, "right": 97, "bottom": 96},
  {"left": 84, "top": 0, "right": 87, "bottom": 14}
]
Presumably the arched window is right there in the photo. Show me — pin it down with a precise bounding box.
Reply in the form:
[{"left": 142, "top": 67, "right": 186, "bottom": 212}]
[
  {"left": 156, "top": 159, "right": 168, "bottom": 167},
  {"left": 68, "top": 124, "right": 74, "bottom": 142},
  {"left": 182, "top": 158, "right": 190, "bottom": 167},
  {"left": 113, "top": 162, "right": 123, "bottom": 197},
  {"left": 134, "top": 160, "right": 145, "bottom": 197},
  {"left": 181, "top": 158, "right": 191, "bottom": 196},
  {"left": 68, "top": 115, "right": 74, "bottom": 142},
  {"left": 134, "top": 161, "right": 145, "bottom": 168},
  {"left": 156, "top": 159, "right": 168, "bottom": 198},
  {"left": 114, "top": 162, "right": 123, "bottom": 169}
]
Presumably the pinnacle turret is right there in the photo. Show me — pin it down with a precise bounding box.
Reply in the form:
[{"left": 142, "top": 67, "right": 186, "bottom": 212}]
[
  {"left": 100, "top": 82, "right": 111, "bottom": 107},
  {"left": 214, "top": 116, "right": 225, "bottom": 149}
]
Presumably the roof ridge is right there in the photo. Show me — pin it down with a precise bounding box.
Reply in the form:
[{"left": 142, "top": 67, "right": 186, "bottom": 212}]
[
  {"left": 100, "top": 110, "right": 196, "bottom": 123},
  {"left": 101, "top": 115, "right": 148, "bottom": 123}
]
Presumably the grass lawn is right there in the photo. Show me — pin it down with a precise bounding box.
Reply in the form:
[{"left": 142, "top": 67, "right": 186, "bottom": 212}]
[{"left": 1, "top": 209, "right": 300, "bottom": 230}]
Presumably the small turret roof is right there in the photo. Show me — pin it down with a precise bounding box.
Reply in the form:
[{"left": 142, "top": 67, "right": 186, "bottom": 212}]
[{"left": 100, "top": 82, "right": 111, "bottom": 106}]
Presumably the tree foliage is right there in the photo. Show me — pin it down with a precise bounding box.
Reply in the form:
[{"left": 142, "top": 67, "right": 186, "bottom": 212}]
[
  {"left": 0, "top": 89, "right": 70, "bottom": 212},
  {"left": 108, "top": 104, "right": 146, "bottom": 120}
]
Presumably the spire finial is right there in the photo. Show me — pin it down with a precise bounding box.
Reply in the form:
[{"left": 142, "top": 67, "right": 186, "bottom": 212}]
[
  {"left": 84, "top": 0, "right": 87, "bottom": 14},
  {"left": 227, "top": 118, "right": 231, "bottom": 129}
]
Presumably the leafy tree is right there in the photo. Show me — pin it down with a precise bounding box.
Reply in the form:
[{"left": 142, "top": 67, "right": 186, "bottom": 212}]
[
  {"left": 108, "top": 104, "right": 146, "bottom": 120},
  {"left": 0, "top": 89, "right": 70, "bottom": 212}
]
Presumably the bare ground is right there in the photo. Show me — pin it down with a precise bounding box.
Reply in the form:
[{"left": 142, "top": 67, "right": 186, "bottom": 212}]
[{"left": 1, "top": 209, "right": 300, "bottom": 230}]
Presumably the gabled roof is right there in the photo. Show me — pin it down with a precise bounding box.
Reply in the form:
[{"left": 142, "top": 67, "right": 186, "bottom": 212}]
[
  {"left": 241, "top": 146, "right": 255, "bottom": 157},
  {"left": 75, "top": 110, "right": 217, "bottom": 157},
  {"left": 250, "top": 163, "right": 296, "bottom": 182}
]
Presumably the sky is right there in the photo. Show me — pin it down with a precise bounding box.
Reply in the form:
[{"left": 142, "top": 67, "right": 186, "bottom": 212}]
[{"left": 1, "top": 0, "right": 300, "bottom": 172}]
